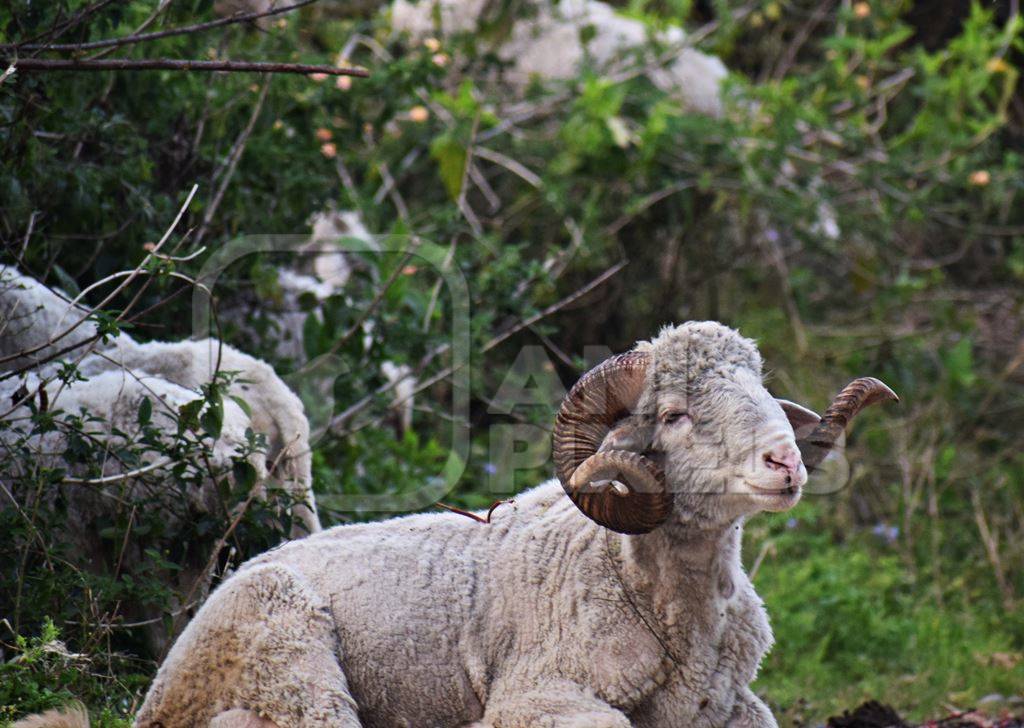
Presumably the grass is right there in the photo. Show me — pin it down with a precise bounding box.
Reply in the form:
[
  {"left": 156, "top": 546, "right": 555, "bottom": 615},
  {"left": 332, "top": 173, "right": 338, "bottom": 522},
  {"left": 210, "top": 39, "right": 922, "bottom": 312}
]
[{"left": 752, "top": 509, "right": 1024, "bottom": 726}]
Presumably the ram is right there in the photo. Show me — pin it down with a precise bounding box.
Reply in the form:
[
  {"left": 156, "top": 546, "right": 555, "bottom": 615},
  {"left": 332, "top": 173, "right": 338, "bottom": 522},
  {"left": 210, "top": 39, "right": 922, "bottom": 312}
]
[{"left": 39, "top": 321, "right": 894, "bottom": 728}]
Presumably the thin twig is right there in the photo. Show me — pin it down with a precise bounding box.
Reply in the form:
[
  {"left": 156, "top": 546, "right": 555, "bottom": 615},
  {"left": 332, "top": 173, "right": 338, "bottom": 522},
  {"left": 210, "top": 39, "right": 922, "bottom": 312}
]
[
  {"left": 17, "top": 211, "right": 38, "bottom": 267},
  {"left": 0, "top": 184, "right": 198, "bottom": 369},
  {"left": 971, "top": 485, "right": 1014, "bottom": 609},
  {"left": 436, "top": 499, "right": 513, "bottom": 524},
  {"left": 748, "top": 540, "right": 775, "bottom": 582},
  {"left": 19, "top": 0, "right": 120, "bottom": 47},
  {"left": 456, "top": 114, "right": 483, "bottom": 236},
  {"left": 194, "top": 78, "right": 271, "bottom": 246},
  {"left": 63, "top": 458, "right": 173, "bottom": 485},
  {"left": 331, "top": 260, "right": 628, "bottom": 435},
  {"left": 473, "top": 146, "right": 542, "bottom": 188},
  {"left": 8, "top": 57, "right": 368, "bottom": 76},
  {"left": 770, "top": 0, "right": 837, "bottom": 81}
]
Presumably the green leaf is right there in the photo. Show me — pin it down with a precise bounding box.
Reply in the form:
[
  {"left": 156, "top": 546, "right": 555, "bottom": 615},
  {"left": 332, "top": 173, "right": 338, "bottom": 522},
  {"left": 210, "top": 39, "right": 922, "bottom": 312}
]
[
  {"left": 137, "top": 396, "right": 152, "bottom": 427},
  {"left": 200, "top": 398, "right": 224, "bottom": 440},
  {"left": 232, "top": 459, "right": 258, "bottom": 494},
  {"left": 943, "top": 337, "right": 976, "bottom": 389},
  {"left": 229, "top": 394, "right": 253, "bottom": 418},
  {"left": 430, "top": 135, "right": 467, "bottom": 200},
  {"left": 302, "top": 312, "right": 324, "bottom": 360},
  {"left": 178, "top": 399, "right": 204, "bottom": 432},
  {"left": 50, "top": 265, "right": 81, "bottom": 297}
]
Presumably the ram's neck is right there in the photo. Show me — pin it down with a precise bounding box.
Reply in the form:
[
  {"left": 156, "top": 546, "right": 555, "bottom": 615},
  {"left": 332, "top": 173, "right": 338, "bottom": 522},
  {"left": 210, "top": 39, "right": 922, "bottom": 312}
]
[{"left": 614, "top": 518, "right": 745, "bottom": 619}]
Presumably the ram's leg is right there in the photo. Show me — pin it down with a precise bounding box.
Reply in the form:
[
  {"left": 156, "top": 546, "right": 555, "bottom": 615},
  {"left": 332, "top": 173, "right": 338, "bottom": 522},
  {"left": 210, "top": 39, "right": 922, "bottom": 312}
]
[
  {"left": 478, "top": 680, "right": 631, "bottom": 728},
  {"left": 726, "top": 687, "right": 778, "bottom": 728},
  {"left": 136, "top": 563, "right": 362, "bottom": 728}
]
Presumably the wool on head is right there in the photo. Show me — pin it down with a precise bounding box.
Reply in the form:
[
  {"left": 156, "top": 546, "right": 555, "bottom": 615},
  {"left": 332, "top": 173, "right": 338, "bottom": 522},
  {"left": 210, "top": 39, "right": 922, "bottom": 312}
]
[{"left": 639, "top": 321, "right": 763, "bottom": 386}]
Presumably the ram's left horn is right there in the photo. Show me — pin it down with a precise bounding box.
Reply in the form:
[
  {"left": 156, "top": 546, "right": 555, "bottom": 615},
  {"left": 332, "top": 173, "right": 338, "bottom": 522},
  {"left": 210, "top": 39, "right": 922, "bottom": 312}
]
[{"left": 797, "top": 377, "right": 898, "bottom": 471}]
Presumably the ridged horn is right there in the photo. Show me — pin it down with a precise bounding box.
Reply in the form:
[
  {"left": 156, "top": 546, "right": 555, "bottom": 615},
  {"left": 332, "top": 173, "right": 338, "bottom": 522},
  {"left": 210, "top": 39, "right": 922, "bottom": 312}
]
[
  {"left": 798, "top": 377, "right": 899, "bottom": 471},
  {"left": 552, "top": 351, "right": 672, "bottom": 535}
]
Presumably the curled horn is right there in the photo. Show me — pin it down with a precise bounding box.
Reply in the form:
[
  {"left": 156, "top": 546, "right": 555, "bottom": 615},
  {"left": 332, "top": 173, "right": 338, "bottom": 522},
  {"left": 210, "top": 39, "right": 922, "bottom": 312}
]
[
  {"left": 798, "top": 377, "right": 899, "bottom": 471},
  {"left": 552, "top": 351, "right": 673, "bottom": 535}
]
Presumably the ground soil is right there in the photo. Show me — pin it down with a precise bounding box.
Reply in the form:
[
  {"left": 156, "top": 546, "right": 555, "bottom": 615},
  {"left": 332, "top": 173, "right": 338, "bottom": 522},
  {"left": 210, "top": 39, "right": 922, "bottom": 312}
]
[{"left": 827, "top": 701, "right": 1024, "bottom": 728}]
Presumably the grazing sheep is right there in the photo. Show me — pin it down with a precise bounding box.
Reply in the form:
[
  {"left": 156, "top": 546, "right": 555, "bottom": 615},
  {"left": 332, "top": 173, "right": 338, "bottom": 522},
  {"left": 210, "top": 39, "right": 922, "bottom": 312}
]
[
  {"left": 390, "top": 0, "right": 729, "bottom": 116},
  {"left": 134, "top": 321, "right": 896, "bottom": 728}
]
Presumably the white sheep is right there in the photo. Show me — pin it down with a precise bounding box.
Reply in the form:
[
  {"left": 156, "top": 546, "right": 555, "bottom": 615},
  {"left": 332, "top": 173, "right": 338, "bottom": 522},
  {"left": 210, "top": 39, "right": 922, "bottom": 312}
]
[
  {"left": 0, "top": 363, "right": 269, "bottom": 652},
  {"left": 78, "top": 336, "right": 321, "bottom": 537},
  {"left": 131, "top": 321, "right": 896, "bottom": 727},
  {"left": 0, "top": 267, "right": 321, "bottom": 539},
  {"left": 1, "top": 269, "right": 321, "bottom": 655},
  {"left": 390, "top": 0, "right": 729, "bottom": 116}
]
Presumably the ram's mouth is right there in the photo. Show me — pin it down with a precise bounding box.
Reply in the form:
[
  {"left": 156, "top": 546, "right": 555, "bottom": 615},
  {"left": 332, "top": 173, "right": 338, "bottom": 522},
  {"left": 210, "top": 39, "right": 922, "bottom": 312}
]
[
  {"left": 745, "top": 479, "right": 802, "bottom": 498},
  {"left": 748, "top": 481, "right": 802, "bottom": 512}
]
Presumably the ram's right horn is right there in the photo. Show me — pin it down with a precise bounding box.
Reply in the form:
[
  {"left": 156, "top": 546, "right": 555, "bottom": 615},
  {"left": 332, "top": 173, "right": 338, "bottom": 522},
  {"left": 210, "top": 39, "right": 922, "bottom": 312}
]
[{"left": 552, "top": 351, "right": 673, "bottom": 535}]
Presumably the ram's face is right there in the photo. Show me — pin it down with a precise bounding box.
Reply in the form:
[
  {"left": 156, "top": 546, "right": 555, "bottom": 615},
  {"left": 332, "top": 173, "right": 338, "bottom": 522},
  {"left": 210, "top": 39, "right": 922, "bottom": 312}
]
[
  {"left": 649, "top": 367, "right": 806, "bottom": 520},
  {"left": 551, "top": 321, "right": 896, "bottom": 535}
]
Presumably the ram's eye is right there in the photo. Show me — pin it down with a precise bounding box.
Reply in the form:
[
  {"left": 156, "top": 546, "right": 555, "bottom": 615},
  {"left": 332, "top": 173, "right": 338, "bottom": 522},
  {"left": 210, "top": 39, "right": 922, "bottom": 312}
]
[{"left": 661, "top": 410, "right": 688, "bottom": 425}]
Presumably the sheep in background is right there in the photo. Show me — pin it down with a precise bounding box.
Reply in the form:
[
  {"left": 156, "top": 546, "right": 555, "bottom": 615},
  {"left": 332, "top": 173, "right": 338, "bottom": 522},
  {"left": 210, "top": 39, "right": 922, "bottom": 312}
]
[
  {"left": 0, "top": 266, "right": 320, "bottom": 539},
  {"left": 79, "top": 336, "right": 321, "bottom": 537},
  {"left": 0, "top": 266, "right": 98, "bottom": 373},
  {"left": 0, "top": 364, "right": 269, "bottom": 652},
  {"left": 390, "top": 0, "right": 729, "bottom": 117},
  {"left": 134, "top": 321, "right": 896, "bottom": 728}
]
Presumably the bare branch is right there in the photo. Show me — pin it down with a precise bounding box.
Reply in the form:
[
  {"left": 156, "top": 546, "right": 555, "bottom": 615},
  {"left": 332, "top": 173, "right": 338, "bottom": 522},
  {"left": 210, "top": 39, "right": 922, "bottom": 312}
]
[
  {"left": 7, "top": 57, "right": 369, "bottom": 77},
  {"left": 330, "top": 260, "right": 629, "bottom": 435}
]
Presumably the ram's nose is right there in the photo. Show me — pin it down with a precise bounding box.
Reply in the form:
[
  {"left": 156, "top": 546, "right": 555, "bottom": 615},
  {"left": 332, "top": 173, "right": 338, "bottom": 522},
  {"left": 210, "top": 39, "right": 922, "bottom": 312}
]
[{"left": 763, "top": 444, "right": 803, "bottom": 481}]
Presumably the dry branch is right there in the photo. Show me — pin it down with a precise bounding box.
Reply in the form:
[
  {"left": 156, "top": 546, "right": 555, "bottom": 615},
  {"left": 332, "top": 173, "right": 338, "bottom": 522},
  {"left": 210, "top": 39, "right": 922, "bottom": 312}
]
[{"left": 6, "top": 57, "right": 368, "bottom": 76}]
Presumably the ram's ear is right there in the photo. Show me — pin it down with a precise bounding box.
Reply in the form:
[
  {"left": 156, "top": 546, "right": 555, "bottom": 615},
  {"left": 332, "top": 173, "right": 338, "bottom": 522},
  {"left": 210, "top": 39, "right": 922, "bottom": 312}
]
[
  {"left": 776, "top": 399, "right": 821, "bottom": 439},
  {"left": 597, "top": 415, "right": 655, "bottom": 454}
]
